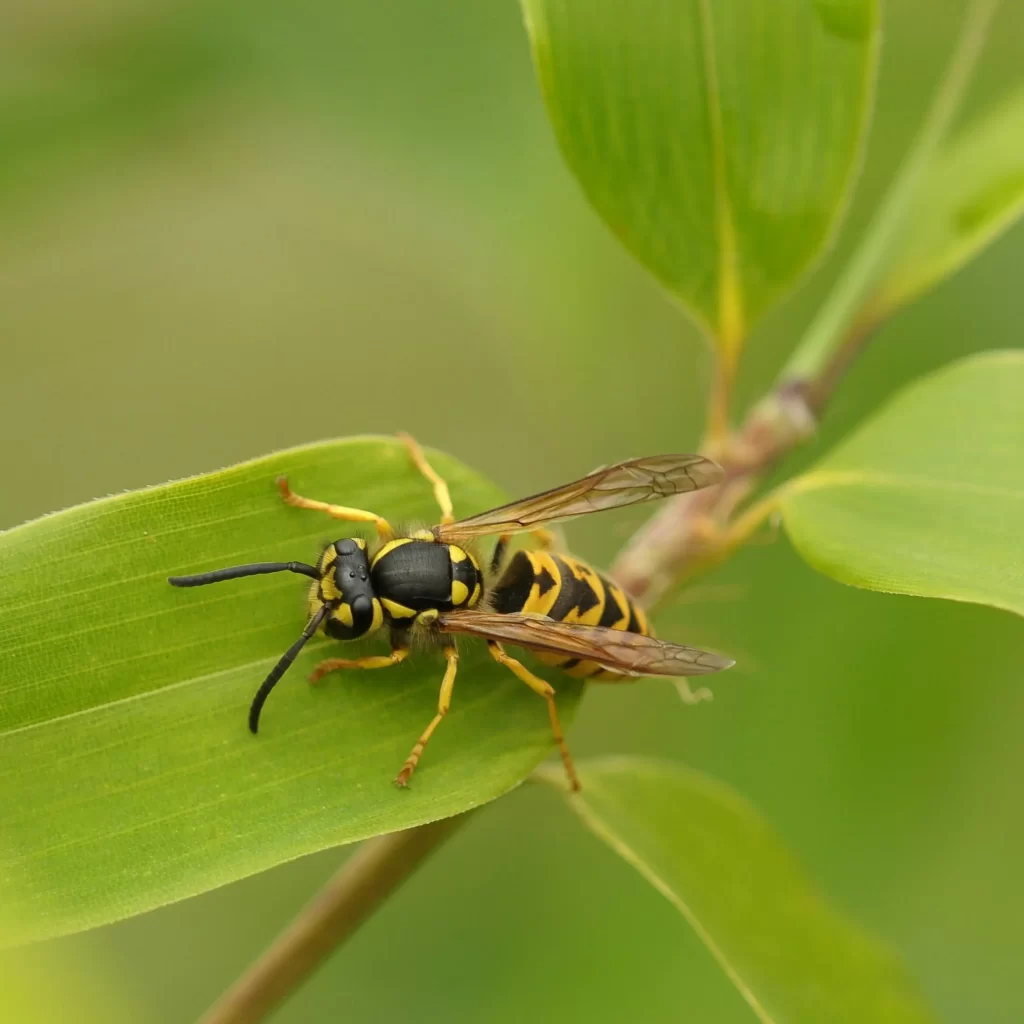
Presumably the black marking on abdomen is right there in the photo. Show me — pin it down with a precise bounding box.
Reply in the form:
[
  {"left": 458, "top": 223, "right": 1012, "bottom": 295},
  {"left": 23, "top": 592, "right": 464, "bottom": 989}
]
[
  {"left": 547, "top": 555, "right": 601, "bottom": 622},
  {"left": 491, "top": 550, "right": 536, "bottom": 615},
  {"left": 597, "top": 576, "right": 630, "bottom": 629},
  {"left": 627, "top": 603, "right": 642, "bottom": 634},
  {"left": 535, "top": 565, "right": 556, "bottom": 595}
]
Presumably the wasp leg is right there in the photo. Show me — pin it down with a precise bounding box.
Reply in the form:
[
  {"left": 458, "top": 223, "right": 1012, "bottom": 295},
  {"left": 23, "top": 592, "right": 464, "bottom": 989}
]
[
  {"left": 486, "top": 641, "right": 580, "bottom": 792},
  {"left": 397, "top": 431, "right": 455, "bottom": 525},
  {"left": 309, "top": 646, "right": 409, "bottom": 684},
  {"left": 489, "top": 536, "right": 509, "bottom": 575},
  {"left": 675, "top": 679, "right": 714, "bottom": 705},
  {"left": 530, "top": 527, "right": 556, "bottom": 549},
  {"left": 277, "top": 477, "right": 394, "bottom": 539},
  {"left": 395, "top": 646, "right": 458, "bottom": 787}
]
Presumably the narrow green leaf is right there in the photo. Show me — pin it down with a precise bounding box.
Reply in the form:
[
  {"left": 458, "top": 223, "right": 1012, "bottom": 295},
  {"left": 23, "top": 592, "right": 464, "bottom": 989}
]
[
  {"left": 540, "top": 757, "right": 937, "bottom": 1024},
  {"left": 779, "top": 0, "right": 999, "bottom": 384},
  {"left": 779, "top": 351, "right": 1024, "bottom": 615},
  {"left": 0, "top": 437, "right": 582, "bottom": 946},
  {"left": 877, "top": 86, "right": 1024, "bottom": 314},
  {"left": 522, "top": 0, "right": 879, "bottom": 351}
]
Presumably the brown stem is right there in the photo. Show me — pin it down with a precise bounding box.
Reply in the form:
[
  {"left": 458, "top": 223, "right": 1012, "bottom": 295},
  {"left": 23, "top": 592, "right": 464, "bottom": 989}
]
[
  {"left": 199, "top": 814, "right": 471, "bottom": 1024},
  {"left": 610, "top": 310, "right": 885, "bottom": 607},
  {"left": 798, "top": 301, "right": 886, "bottom": 417},
  {"left": 704, "top": 346, "right": 739, "bottom": 456}
]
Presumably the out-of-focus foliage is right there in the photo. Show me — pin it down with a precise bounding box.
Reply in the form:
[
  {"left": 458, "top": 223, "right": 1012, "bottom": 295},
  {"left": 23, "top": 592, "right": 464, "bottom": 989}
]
[
  {"left": 781, "top": 352, "right": 1024, "bottom": 615},
  {"left": 877, "top": 86, "right": 1024, "bottom": 315},
  {"left": 543, "top": 758, "right": 938, "bottom": 1024},
  {"left": 0, "top": 938, "right": 147, "bottom": 1024}
]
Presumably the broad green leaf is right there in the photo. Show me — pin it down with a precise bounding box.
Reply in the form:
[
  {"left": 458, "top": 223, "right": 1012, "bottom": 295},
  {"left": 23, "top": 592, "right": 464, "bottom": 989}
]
[
  {"left": 877, "top": 86, "right": 1024, "bottom": 314},
  {"left": 522, "top": 0, "right": 879, "bottom": 352},
  {"left": 779, "top": 351, "right": 1024, "bottom": 616},
  {"left": 539, "top": 757, "right": 937, "bottom": 1024},
  {"left": 0, "top": 437, "right": 583, "bottom": 946}
]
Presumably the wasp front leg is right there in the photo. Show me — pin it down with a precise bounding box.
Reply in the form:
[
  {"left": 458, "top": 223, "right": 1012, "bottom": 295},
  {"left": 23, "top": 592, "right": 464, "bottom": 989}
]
[
  {"left": 309, "top": 644, "right": 409, "bottom": 684},
  {"left": 277, "top": 477, "right": 394, "bottom": 539}
]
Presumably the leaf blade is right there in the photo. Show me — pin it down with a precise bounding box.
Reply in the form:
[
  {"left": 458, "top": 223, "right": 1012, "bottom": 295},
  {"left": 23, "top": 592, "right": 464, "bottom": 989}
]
[
  {"left": 522, "top": 0, "right": 880, "bottom": 346},
  {"left": 540, "top": 757, "right": 938, "bottom": 1024},
  {"left": 878, "top": 86, "right": 1024, "bottom": 314},
  {"left": 0, "top": 437, "right": 583, "bottom": 945},
  {"left": 779, "top": 351, "right": 1024, "bottom": 616}
]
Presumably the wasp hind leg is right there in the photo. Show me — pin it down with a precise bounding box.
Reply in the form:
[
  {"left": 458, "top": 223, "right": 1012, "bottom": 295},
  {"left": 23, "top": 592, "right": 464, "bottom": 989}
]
[
  {"left": 277, "top": 477, "right": 394, "bottom": 539},
  {"left": 486, "top": 641, "right": 580, "bottom": 792},
  {"left": 397, "top": 431, "right": 455, "bottom": 525},
  {"left": 395, "top": 645, "right": 459, "bottom": 787},
  {"left": 489, "top": 528, "right": 556, "bottom": 575}
]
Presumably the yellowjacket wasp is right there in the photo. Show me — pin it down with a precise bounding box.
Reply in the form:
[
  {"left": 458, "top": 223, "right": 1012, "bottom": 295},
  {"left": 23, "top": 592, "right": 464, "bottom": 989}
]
[{"left": 169, "top": 435, "right": 733, "bottom": 790}]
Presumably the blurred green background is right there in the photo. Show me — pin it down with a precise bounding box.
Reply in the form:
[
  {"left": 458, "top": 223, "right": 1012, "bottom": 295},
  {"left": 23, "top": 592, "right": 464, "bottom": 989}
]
[{"left": 2, "top": 2, "right": 1022, "bottom": 1021}]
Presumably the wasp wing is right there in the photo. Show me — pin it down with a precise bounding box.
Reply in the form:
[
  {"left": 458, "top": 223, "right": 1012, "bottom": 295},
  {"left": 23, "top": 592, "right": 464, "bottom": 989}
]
[
  {"left": 434, "top": 454, "right": 723, "bottom": 542},
  {"left": 437, "top": 609, "right": 733, "bottom": 677}
]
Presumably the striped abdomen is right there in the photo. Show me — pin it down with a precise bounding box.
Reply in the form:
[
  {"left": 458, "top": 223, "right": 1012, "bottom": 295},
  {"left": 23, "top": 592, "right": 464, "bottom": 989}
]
[{"left": 489, "top": 549, "right": 650, "bottom": 679}]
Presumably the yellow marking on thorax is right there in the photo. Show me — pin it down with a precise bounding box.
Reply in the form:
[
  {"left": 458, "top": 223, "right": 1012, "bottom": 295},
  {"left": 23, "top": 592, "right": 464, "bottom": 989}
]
[
  {"left": 451, "top": 579, "right": 470, "bottom": 606},
  {"left": 469, "top": 581, "right": 482, "bottom": 607},
  {"left": 373, "top": 537, "right": 414, "bottom": 565},
  {"left": 370, "top": 597, "right": 383, "bottom": 633},
  {"left": 411, "top": 529, "right": 435, "bottom": 541},
  {"left": 448, "top": 545, "right": 468, "bottom": 562},
  {"left": 382, "top": 597, "right": 417, "bottom": 620}
]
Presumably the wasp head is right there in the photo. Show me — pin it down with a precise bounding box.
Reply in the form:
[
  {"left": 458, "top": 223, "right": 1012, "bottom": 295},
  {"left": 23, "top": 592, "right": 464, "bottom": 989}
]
[{"left": 313, "top": 538, "right": 383, "bottom": 640}]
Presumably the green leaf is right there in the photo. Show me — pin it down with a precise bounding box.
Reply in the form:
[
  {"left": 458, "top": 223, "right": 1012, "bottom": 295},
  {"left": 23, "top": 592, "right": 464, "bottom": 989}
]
[
  {"left": 877, "top": 86, "right": 1024, "bottom": 315},
  {"left": 522, "top": 0, "right": 879, "bottom": 352},
  {"left": 779, "top": 351, "right": 1024, "bottom": 616},
  {"left": 0, "top": 437, "right": 583, "bottom": 946},
  {"left": 779, "top": 0, "right": 998, "bottom": 386},
  {"left": 539, "top": 757, "right": 937, "bottom": 1024}
]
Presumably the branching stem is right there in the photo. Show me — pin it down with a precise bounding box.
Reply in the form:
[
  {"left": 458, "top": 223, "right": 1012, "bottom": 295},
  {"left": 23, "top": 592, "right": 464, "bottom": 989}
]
[
  {"left": 612, "top": 0, "right": 999, "bottom": 606},
  {"left": 199, "top": 814, "right": 470, "bottom": 1024}
]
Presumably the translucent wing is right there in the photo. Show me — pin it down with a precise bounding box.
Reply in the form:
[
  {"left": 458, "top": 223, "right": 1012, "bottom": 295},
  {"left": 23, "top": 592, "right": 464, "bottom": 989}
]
[
  {"left": 434, "top": 454, "right": 723, "bottom": 542},
  {"left": 437, "top": 609, "right": 734, "bottom": 677}
]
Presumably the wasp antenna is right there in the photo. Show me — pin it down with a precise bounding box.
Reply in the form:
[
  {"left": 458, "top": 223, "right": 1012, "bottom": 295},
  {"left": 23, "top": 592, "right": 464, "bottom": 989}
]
[
  {"left": 168, "top": 561, "right": 320, "bottom": 587},
  {"left": 249, "top": 605, "right": 328, "bottom": 734}
]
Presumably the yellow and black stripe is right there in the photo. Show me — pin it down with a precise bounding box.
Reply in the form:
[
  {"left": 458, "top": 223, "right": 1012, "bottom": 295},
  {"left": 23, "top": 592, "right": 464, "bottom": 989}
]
[{"left": 489, "top": 549, "right": 650, "bottom": 679}]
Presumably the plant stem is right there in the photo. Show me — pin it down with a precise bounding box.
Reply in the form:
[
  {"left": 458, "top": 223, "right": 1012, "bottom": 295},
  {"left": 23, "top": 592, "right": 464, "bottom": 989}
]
[
  {"left": 199, "top": 814, "right": 471, "bottom": 1024},
  {"left": 704, "top": 345, "right": 740, "bottom": 456}
]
